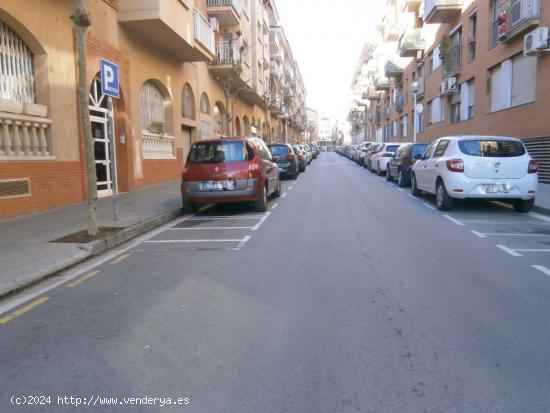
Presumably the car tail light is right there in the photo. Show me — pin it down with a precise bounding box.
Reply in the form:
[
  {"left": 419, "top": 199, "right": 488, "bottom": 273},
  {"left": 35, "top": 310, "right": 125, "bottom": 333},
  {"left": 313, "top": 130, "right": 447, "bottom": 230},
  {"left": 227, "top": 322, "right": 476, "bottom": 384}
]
[
  {"left": 248, "top": 158, "right": 260, "bottom": 180},
  {"left": 297, "top": 153, "right": 304, "bottom": 160},
  {"left": 288, "top": 153, "right": 296, "bottom": 160},
  {"left": 446, "top": 159, "right": 464, "bottom": 172},
  {"left": 528, "top": 159, "right": 538, "bottom": 174}
]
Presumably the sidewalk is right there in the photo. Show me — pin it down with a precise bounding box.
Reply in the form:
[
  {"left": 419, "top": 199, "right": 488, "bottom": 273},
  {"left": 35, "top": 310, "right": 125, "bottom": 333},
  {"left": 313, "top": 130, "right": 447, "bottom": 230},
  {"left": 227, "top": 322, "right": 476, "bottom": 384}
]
[
  {"left": 534, "top": 183, "right": 550, "bottom": 214},
  {"left": 0, "top": 180, "right": 182, "bottom": 298}
]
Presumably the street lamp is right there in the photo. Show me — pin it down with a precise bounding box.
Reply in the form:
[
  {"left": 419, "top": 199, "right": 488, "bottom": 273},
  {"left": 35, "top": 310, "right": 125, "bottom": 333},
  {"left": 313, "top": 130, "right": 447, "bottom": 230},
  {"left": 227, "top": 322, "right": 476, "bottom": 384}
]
[{"left": 411, "top": 81, "right": 419, "bottom": 143}]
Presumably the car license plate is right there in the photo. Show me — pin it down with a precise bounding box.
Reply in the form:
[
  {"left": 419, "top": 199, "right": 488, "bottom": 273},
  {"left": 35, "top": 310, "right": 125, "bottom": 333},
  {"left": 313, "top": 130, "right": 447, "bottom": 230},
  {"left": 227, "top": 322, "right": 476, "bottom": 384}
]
[
  {"left": 479, "top": 184, "right": 510, "bottom": 194},
  {"left": 199, "top": 181, "right": 235, "bottom": 191}
]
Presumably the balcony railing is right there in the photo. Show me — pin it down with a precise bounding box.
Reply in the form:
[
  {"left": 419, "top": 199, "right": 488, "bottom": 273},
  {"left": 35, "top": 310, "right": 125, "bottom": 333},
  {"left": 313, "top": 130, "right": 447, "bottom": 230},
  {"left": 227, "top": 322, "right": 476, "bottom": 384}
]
[
  {"left": 141, "top": 131, "right": 176, "bottom": 159},
  {"left": 384, "top": 106, "right": 391, "bottom": 119},
  {"left": 206, "top": 0, "right": 242, "bottom": 16},
  {"left": 491, "top": 0, "right": 540, "bottom": 44},
  {"left": 375, "top": 77, "right": 390, "bottom": 91},
  {"left": 395, "top": 92, "right": 405, "bottom": 111},
  {"left": 416, "top": 76, "right": 425, "bottom": 98},
  {"left": 194, "top": 11, "right": 215, "bottom": 55},
  {"left": 214, "top": 41, "right": 241, "bottom": 64},
  {"left": 384, "top": 61, "right": 404, "bottom": 78},
  {"left": 443, "top": 44, "right": 462, "bottom": 78},
  {"left": 398, "top": 28, "right": 426, "bottom": 57},
  {"left": 424, "top": 0, "right": 462, "bottom": 23},
  {"left": 0, "top": 111, "right": 53, "bottom": 160}
]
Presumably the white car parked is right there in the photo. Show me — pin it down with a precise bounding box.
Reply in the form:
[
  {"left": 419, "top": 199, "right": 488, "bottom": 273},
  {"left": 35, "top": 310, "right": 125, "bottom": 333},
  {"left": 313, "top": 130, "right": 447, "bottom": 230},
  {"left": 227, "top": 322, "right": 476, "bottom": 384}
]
[
  {"left": 370, "top": 143, "right": 403, "bottom": 176},
  {"left": 357, "top": 141, "right": 375, "bottom": 166},
  {"left": 411, "top": 136, "right": 538, "bottom": 212}
]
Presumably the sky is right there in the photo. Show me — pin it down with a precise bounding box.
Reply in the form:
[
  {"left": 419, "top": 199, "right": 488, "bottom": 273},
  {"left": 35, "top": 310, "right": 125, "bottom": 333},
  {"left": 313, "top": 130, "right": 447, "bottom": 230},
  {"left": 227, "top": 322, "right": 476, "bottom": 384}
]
[{"left": 275, "top": 0, "right": 385, "bottom": 122}]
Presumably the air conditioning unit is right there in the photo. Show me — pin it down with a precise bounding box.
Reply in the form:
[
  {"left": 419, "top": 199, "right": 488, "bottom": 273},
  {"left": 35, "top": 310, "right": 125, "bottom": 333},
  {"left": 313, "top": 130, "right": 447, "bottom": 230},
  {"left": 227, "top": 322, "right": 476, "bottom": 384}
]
[
  {"left": 447, "top": 77, "right": 458, "bottom": 93},
  {"left": 524, "top": 27, "right": 550, "bottom": 55},
  {"left": 210, "top": 17, "right": 220, "bottom": 32},
  {"left": 439, "top": 81, "right": 449, "bottom": 95}
]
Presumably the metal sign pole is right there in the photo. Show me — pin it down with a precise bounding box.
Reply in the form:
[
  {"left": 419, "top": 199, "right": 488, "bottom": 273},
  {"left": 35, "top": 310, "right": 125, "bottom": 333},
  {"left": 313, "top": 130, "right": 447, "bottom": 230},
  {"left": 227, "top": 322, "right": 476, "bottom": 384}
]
[{"left": 107, "top": 98, "right": 119, "bottom": 221}]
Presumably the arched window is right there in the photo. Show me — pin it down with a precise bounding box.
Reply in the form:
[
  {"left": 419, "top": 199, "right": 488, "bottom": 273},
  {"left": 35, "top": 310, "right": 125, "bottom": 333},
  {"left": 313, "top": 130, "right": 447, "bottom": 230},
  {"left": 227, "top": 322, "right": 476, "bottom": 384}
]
[
  {"left": 182, "top": 83, "right": 195, "bottom": 119},
  {"left": 200, "top": 92, "right": 210, "bottom": 115},
  {"left": 0, "top": 21, "right": 35, "bottom": 103},
  {"left": 140, "top": 80, "right": 166, "bottom": 132},
  {"left": 243, "top": 115, "right": 250, "bottom": 136},
  {"left": 235, "top": 116, "right": 241, "bottom": 136},
  {"left": 213, "top": 102, "right": 227, "bottom": 136}
]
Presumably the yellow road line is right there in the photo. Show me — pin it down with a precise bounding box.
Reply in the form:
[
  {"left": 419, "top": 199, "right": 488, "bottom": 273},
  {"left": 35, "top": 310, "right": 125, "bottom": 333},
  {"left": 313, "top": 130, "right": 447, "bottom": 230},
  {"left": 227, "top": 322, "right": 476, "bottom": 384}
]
[
  {"left": 66, "top": 270, "right": 100, "bottom": 288},
  {"left": 111, "top": 254, "right": 130, "bottom": 265},
  {"left": 0, "top": 296, "right": 50, "bottom": 325}
]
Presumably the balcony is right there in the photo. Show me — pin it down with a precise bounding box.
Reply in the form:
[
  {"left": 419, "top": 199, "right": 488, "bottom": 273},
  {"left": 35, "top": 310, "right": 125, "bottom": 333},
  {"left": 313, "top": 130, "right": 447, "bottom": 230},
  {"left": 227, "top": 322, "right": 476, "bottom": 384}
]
[
  {"left": 384, "top": 106, "right": 391, "bottom": 119},
  {"left": 395, "top": 92, "right": 405, "bottom": 111},
  {"left": 118, "top": 0, "right": 215, "bottom": 62},
  {"left": 194, "top": 11, "right": 215, "bottom": 56},
  {"left": 141, "top": 131, "right": 176, "bottom": 160},
  {"left": 380, "top": 15, "right": 400, "bottom": 42},
  {"left": 423, "top": 0, "right": 462, "bottom": 24},
  {"left": 366, "top": 88, "right": 381, "bottom": 101},
  {"left": 206, "top": 0, "right": 242, "bottom": 26},
  {"left": 0, "top": 110, "right": 54, "bottom": 161},
  {"left": 398, "top": 28, "right": 426, "bottom": 57},
  {"left": 384, "top": 60, "right": 404, "bottom": 78},
  {"left": 413, "top": 76, "right": 425, "bottom": 98},
  {"left": 442, "top": 44, "right": 462, "bottom": 78},
  {"left": 375, "top": 77, "right": 390, "bottom": 91},
  {"left": 491, "top": 0, "right": 540, "bottom": 44},
  {"left": 398, "top": 0, "right": 422, "bottom": 12}
]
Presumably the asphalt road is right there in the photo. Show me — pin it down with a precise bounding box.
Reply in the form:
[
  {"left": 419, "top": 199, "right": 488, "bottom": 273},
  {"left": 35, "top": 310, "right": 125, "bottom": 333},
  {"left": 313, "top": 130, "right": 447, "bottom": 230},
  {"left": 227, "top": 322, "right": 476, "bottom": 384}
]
[{"left": 2, "top": 152, "right": 550, "bottom": 413}]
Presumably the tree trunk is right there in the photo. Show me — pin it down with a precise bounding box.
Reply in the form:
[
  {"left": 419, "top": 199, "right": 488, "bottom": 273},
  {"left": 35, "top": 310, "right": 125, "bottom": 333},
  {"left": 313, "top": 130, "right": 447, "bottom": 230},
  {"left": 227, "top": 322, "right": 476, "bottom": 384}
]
[{"left": 72, "top": 0, "right": 97, "bottom": 236}]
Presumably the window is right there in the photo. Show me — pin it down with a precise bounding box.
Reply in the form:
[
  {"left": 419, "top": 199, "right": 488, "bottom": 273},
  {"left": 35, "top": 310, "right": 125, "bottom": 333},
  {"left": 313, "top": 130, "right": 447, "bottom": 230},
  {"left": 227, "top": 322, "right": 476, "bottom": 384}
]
[
  {"left": 460, "top": 78, "right": 475, "bottom": 120},
  {"left": 424, "top": 143, "right": 437, "bottom": 159},
  {"left": 200, "top": 93, "right": 210, "bottom": 114},
  {"left": 434, "top": 140, "right": 449, "bottom": 157},
  {"left": 182, "top": 84, "right": 195, "bottom": 119},
  {"left": 414, "top": 108, "right": 424, "bottom": 134},
  {"left": 0, "top": 21, "right": 35, "bottom": 103},
  {"left": 468, "top": 13, "right": 477, "bottom": 61},
  {"left": 490, "top": 55, "right": 536, "bottom": 112},
  {"left": 213, "top": 103, "right": 227, "bottom": 135},
  {"left": 431, "top": 45, "right": 442, "bottom": 72},
  {"left": 401, "top": 115, "right": 408, "bottom": 137},
  {"left": 458, "top": 139, "right": 526, "bottom": 157},
  {"left": 429, "top": 97, "right": 444, "bottom": 124},
  {"left": 252, "top": 138, "right": 272, "bottom": 160},
  {"left": 187, "top": 141, "right": 251, "bottom": 163},
  {"left": 140, "top": 80, "right": 166, "bottom": 132},
  {"left": 450, "top": 89, "right": 461, "bottom": 124}
]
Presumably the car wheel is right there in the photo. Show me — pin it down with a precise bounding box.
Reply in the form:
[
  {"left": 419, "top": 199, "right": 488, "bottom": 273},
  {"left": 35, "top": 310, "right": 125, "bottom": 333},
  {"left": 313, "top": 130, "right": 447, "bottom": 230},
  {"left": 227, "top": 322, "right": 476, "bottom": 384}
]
[
  {"left": 513, "top": 198, "right": 534, "bottom": 213},
  {"left": 411, "top": 174, "right": 421, "bottom": 197},
  {"left": 397, "top": 170, "right": 406, "bottom": 187},
  {"left": 273, "top": 179, "right": 281, "bottom": 198},
  {"left": 253, "top": 185, "right": 268, "bottom": 212},
  {"left": 386, "top": 168, "right": 393, "bottom": 181},
  {"left": 377, "top": 165, "right": 383, "bottom": 176},
  {"left": 435, "top": 180, "right": 453, "bottom": 211}
]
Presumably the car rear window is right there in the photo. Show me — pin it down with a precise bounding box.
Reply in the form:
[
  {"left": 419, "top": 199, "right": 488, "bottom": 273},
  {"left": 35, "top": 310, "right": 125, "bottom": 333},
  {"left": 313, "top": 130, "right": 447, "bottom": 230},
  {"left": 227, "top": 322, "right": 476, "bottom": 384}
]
[
  {"left": 386, "top": 145, "right": 400, "bottom": 152},
  {"left": 269, "top": 145, "right": 288, "bottom": 156},
  {"left": 458, "top": 140, "right": 526, "bottom": 157},
  {"left": 187, "top": 141, "right": 251, "bottom": 163},
  {"left": 411, "top": 144, "right": 428, "bottom": 158}
]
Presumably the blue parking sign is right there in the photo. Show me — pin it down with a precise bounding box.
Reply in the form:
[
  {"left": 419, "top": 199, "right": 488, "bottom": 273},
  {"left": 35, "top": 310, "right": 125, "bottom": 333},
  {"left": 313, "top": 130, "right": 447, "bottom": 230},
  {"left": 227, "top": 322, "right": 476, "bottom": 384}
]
[{"left": 100, "top": 58, "right": 119, "bottom": 99}]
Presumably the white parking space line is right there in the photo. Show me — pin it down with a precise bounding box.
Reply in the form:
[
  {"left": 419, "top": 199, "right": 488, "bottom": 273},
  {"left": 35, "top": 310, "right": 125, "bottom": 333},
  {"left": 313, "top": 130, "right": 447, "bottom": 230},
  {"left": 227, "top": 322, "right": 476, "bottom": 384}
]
[
  {"left": 397, "top": 188, "right": 405, "bottom": 192},
  {"left": 496, "top": 245, "right": 522, "bottom": 257},
  {"left": 187, "top": 216, "right": 266, "bottom": 221},
  {"left": 271, "top": 203, "right": 279, "bottom": 210},
  {"left": 443, "top": 215, "right": 464, "bottom": 226},
  {"left": 145, "top": 239, "right": 246, "bottom": 244},
  {"left": 232, "top": 235, "right": 252, "bottom": 251},
  {"left": 281, "top": 193, "right": 287, "bottom": 198},
  {"left": 529, "top": 212, "right": 550, "bottom": 223},
  {"left": 167, "top": 227, "right": 253, "bottom": 230},
  {"left": 288, "top": 186, "right": 294, "bottom": 190},
  {"left": 471, "top": 231, "right": 487, "bottom": 238},
  {"left": 408, "top": 194, "right": 415, "bottom": 199},
  {"left": 458, "top": 220, "right": 542, "bottom": 225},
  {"left": 422, "top": 203, "right": 436, "bottom": 210},
  {"left": 532, "top": 265, "right": 550, "bottom": 276},
  {"left": 515, "top": 248, "right": 550, "bottom": 253},
  {"left": 252, "top": 212, "right": 271, "bottom": 231}
]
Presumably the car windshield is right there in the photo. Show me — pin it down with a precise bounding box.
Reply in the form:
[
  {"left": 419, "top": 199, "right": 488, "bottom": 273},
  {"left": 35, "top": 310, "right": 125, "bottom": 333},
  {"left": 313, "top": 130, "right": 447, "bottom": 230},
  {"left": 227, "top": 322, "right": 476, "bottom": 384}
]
[
  {"left": 411, "top": 144, "right": 429, "bottom": 157},
  {"left": 269, "top": 145, "right": 288, "bottom": 156},
  {"left": 386, "top": 145, "right": 400, "bottom": 152},
  {"left": 458, "top": 139, "right": 526, "bottom": 157},
  {"left": 187, "top": 141, "right": 249, "bottom": 163}
]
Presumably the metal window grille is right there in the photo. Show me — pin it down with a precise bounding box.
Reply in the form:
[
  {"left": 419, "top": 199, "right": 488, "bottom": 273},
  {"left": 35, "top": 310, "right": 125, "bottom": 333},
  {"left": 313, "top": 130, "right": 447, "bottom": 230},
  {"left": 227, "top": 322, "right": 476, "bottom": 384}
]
[
  {"left": 0, "top": 21, "right": 35, "bottom": 103},
  {"left": 140, "top": 81, "right": 165, "bottom": 131}
]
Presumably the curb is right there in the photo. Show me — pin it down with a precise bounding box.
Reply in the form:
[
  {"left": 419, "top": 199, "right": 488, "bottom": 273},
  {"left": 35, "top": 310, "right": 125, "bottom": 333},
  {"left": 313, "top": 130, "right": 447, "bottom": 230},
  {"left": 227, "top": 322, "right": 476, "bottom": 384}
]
[
  {"left": 533, "top": 205, "right": 550, "bottom": 215},
  {"left": 0, "top": 207, "right": 183, "bottom": 300}
]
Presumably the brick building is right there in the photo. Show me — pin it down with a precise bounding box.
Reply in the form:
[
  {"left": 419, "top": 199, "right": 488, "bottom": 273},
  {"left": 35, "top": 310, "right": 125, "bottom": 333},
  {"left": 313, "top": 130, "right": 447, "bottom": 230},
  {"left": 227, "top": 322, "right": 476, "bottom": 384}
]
[
  {"left": 349, "top": 0, "right": 550, "bottom": 182},
  {"left": 0, "top": 0, "right": 306, "bottom": 219}
]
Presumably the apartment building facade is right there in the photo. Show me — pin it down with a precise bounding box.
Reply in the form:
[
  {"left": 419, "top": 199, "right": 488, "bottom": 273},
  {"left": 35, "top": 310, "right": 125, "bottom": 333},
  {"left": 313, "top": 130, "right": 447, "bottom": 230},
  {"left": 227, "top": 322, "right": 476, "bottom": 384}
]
[
  {"left": 350, "top": 0, "right": 550, "bottom": 182},
  {"left": 0, "top": 0, "right": 306, "bottom": 219}
]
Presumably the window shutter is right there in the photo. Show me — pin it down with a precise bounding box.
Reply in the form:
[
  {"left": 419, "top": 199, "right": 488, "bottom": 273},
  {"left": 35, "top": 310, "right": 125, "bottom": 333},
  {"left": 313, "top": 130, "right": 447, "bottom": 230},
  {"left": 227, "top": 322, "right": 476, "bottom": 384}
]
[
  {"left": 512, "top": 55, "right": 536, "bottom": 106},
  {"left": 460, "top": 81, "right": 469, "bottom": 120}
]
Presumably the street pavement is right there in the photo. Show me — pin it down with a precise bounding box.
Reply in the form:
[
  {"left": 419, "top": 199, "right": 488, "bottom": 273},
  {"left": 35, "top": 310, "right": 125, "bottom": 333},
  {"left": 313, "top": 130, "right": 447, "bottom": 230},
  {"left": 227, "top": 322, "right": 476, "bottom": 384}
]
[{"left": 1, "top": 152, "right": 550, "bottom": 412}]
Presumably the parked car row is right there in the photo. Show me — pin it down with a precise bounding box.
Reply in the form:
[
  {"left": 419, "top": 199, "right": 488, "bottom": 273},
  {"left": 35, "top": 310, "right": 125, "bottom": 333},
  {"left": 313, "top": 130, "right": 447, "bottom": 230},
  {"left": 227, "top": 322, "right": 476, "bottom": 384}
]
[
  {"left": 181, "top": 137, "right": 320, "bottom": 213},
  {"left": 337, "top": 136, "right": 538, "bottom": 213}
]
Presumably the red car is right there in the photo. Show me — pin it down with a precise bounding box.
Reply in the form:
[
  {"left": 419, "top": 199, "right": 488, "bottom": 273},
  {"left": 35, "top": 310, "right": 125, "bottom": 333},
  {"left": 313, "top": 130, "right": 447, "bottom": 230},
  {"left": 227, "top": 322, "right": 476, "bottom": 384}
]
[{"left": 181, "top": 137, "right": 281, "bottom": 212}]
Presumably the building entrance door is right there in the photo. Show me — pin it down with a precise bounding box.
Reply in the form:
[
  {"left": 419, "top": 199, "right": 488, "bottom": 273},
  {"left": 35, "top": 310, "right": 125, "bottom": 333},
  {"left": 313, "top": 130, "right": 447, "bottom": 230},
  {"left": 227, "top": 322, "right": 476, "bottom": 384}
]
[{"left": 89, "top": 77, "right": 116, "bottom": 197}]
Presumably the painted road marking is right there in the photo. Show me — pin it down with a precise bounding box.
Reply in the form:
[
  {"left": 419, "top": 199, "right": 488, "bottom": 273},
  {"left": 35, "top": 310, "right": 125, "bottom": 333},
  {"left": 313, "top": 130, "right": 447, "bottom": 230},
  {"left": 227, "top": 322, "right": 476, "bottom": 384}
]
[
  {"left": 443, "top": 215, "right": 464, "bottom": 226},
  {"left": 472, "top": 231, "right": 546, "bottom": 238},
  {"left": 397, "top": 188, "right": 405, "bottom": 192},
  {"left": 252, "top": 211, "right": 271, "bottom": 231},
  {"left": 471, "top": 231, "right": 487, "bottom": 238},
  {"left": 529, "top": 212, "right": 550, "bottom": 223},
  {"left": 232, "top": 235, "right": 252, "bottom": 251},
  {"left": 533, "top": 265, "right": 550, "bottom": 276},
  {"left": 515, "top": 248, "right": 550, "bottom": 253},
  {"left": 422, "top": 203, "right": 436, "bottom": 210},
  {"left": 288, "top": 186, "right": 294, "bottom": 190},
  {"left": 66, "top": 271, "right": 100, "bottom": 288},
  {"left": 111, "top": 254, "right": 129, "bottom": 265},
  {"left": 458, "top": 220, "right": 542, "bottom": 224},
  {"left": 271, "top": 203, "right": 279, "bottom": 210},
  {"left": 168, "top": 226, "right": 253, "bottom": 230},
  {"left": 0, "top": 297, "right": 49, "bottom": 325},
  {"left": 281, "top": 193, "right": 287, "bottom": 198},
  {"left": 496, "top": 245, "right": 522, "bottom": 257},
  {"left": 187, "top": 216, "right": 266, "bottom": 221},
  {"left": 145, "top": 239, "right": 247, "bottom": 244}
]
